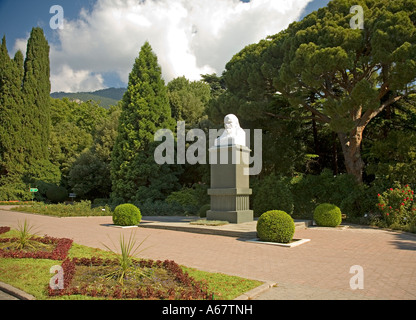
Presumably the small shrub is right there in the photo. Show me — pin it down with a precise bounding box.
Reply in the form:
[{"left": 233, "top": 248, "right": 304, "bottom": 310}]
[
  {"left": 377, "top": 184, "right": 416, "bottom": 228},
  {"left": 166, "top": 184, "right": 209, "bottom": 216},
  {"left": 313, "top": 203, "right": 342, "bottom": 227},
  {"left": 256, "top": 210, "right": 295, "bottom": 243},
  {"left": 46, "top": 186, "right": 68, "bottom": 203},
  {"left": 198, "top": 204, "right": 210, "bottom": 218},
  {"left": 112, "top": 204, "right": 141, "bottom": 226}
]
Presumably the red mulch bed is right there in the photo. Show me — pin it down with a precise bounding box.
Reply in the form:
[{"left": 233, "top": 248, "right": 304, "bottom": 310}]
[
  {"left": 48, "top": 257, "right": 213, "bottom": 300},
  {"left": 0, "top": 231, "right": 73, "bottom": 260},
  {"left": 0, "top": 226, "right": 11, "bottom": 235}
]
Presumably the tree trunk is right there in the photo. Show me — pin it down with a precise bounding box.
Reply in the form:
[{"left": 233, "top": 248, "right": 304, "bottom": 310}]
[{"left": 337, "top": 126, "right": 365, "bottom": 184}]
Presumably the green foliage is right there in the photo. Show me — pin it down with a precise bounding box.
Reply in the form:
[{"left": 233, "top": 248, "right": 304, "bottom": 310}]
[
  {"left": 166, "top": 184, "right": 209, "bottom": 215},
  {"left": 15, "top": 219, "right": 41, "bottom": 250},
  {"left": 377, "top": 184, "right": 416, "bottom": 230},
  {"left": 290, "top": 169, "right": 374, "bottom": 219},
  {"left": 23, "top": 159, "right": 61, "bottom": 185},
  {"left": 256, "top": 210, "right": 295, "bottom": 243},
  {"left": 313, "top": 203, "right": 342, "bottom": 227},
  {"left": 0, "top": 37, "right": 25, "bottom": 180},
  {"left": 253, "top": 174, "right": 294, "bottom": 217},
  {"left": 0, "top": 181, "right": 32, "bottom": 201},
  {"left": 102, "top": 232, "right": 149, "bottom": 285},
  {"left": 68, "top": 150, "right": 111, "bottom": 199},
  {"left": 218, "top": 0, "right": 416, "bottom": 183},
  {"left": 49, "top": 97, "right": 108, "bottom": 188},
  {"left": 135, "top": 199, "right": 183, "bottom": 216},
  {"left": 111, "top": 42, "right": 179, "bottom": 203},
  {"left": 167, "top": 76, "right": 211, "bottom": 126},
  {"left": 11, "top": 200, "right": 111, "bottom": 217},
  {"left": 112, "top": 203, "right": 142, "bottom": 226},
  {"left": 198, "top": 204, "right": 210, "bottom": 218},
  {"left": 22, "top": 27, "right": 51, "bottom": 164},
  {"left": 67, "top": 105, "right": 120, "bottom": 200},
  {"left": 366, "top": 130, "right": 416, "bottom": 186},
  {"left": 45, "top": 185, "right": 68, "bottom": 203}
]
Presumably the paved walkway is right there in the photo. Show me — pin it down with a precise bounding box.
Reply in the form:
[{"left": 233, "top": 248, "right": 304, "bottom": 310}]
[{"left": 0, "top": 207, "right": 415, "bottom": 300}]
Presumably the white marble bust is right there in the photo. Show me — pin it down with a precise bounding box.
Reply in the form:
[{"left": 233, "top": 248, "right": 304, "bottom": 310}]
[{"left": 214, "top": 114, "right": 247, "bottom": 147}]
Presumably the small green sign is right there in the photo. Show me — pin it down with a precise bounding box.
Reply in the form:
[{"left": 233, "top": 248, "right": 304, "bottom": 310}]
[{"left": 30, "top": 188, "right": 38, "bottom": 193}]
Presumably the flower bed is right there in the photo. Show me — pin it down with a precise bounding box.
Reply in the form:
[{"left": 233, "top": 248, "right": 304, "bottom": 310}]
[
  {"left": 0, "top": 235, "right": 73, "bottom": 260},
  {"left": 48, "top": 257, "right": 214, "bottom": 300},
  {"left": 0, "top": 226, "right": 11, "bottom": 235}
]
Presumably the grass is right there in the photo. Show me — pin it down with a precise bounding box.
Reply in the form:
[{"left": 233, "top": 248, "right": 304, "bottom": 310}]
[
  {"left": 0, "top": 229, "right": 262, "bottom": 300},
  {"left": 190, "top": 220, "right": 229, "bottom": 226}
]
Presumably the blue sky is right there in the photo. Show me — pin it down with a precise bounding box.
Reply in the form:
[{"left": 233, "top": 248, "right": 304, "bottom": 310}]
[{"left": 0, "top": 0, "right": 330, "bottom": 92}]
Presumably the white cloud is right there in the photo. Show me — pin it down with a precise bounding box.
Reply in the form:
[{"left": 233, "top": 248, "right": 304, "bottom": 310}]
[
  {"left": 25, "top": 0, "right": 313, "bottom": 92},
  {"left": 51, "top": 64, "right": 104, "bottom": 93}
]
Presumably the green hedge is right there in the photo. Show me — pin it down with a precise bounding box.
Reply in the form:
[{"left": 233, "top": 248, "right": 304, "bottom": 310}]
[{"left": 256, "top": 210, "right": 295, "bottom": 243}]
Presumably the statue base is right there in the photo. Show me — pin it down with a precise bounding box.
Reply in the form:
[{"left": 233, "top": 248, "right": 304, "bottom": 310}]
[
  {"left": 207, "top": 145, "right": 254, "bottom": 224},
  {"left": 207, "top": 210, "right": 253, "bottom": 224}
]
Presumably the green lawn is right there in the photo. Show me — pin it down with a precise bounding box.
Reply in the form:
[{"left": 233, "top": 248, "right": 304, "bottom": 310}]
[{"left": 0, "top": 230, "right": 262, "bottom": 300}]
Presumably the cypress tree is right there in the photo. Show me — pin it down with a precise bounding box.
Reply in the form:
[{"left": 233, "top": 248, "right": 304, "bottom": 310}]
[
  {"left": 0, "top": 36, "right": 25, "bottom": 183},
  {"left": 111, "top": 42, "right": 179, "bottom": 202},
  {"left": 22, "top": 27, "right": 51, "bottom": 164}
]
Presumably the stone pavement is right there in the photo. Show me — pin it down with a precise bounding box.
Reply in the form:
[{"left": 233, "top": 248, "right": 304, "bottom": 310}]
[{"left": 0, "top": 207, "right": 415, "bottom": 300}]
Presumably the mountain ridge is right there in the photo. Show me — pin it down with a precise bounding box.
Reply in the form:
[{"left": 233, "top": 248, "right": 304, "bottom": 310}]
[{"left": 50, "top": 87, "right": 126, "bottom": 108}]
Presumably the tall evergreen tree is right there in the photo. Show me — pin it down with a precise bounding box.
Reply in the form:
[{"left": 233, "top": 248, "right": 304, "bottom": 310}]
[
  {"left": 111, "top": 42, "right": 179, "bottom": 202},
  {"left": 22, "top": 27, "right": 51, "bottom": 164},
  {"left": 0, "top": 36, "right": 25, "bottom": 183}
]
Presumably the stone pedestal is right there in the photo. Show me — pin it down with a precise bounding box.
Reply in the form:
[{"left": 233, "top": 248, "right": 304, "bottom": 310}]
[{"left": 207, "top": 145, "right": 253, "bottom": 224}]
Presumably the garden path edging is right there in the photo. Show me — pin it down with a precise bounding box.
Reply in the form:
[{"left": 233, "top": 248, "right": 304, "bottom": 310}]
[
  {"left": 234, "top": 281, "right": 277, "bottom": 300},
  {"left": 0, "top": 281, "right": 36, "bottom": 300}
]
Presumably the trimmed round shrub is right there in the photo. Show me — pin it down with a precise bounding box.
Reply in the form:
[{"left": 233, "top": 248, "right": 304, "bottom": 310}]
[
  {"left": 113, "top": 204, "right": 141, "bottom": 226},
  {"left": 313, "top": 203, "right": 342, "bottom": 227},
  {"left": 256, "top": 210, "right": 295, "bottom": 243}
]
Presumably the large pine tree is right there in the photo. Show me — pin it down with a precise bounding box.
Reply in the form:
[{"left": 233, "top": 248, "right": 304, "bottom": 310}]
[{"left": 111, "top": 42, "right": 179, "bottom": 202}]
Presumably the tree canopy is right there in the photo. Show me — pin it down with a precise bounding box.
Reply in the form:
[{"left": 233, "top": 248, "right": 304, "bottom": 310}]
[{"left": 215, "top": 0, "right": 416, "bottom": 183}]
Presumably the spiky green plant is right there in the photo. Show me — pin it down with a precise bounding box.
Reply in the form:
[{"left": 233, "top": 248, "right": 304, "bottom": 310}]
[
  {"left": 102, "top": 232, "right": 149, "bottom": 285},
  {"left": 15, "top": 219, "right": 40, "bottom": 250}
]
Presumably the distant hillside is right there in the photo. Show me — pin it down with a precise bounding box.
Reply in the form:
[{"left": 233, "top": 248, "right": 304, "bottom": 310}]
[{"left": 51, "top": 88, "right": 126, "bottom": 108}]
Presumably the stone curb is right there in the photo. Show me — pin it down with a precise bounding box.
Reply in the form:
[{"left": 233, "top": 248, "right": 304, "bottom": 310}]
[
  {"left": 0, "top": 281, "right": 36, "bottom": 300},
  {"left": 0, "top": 278, "right": 274, "bottom": 301},
  {"left": 234, "top": 281, "right": 277, "bottom": 300}
]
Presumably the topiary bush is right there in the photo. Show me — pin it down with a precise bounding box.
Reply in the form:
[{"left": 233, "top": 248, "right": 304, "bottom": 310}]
[
  {"left": 256, "top": 210, "right": 295, "bottom": 243},
  {"left": 313, "top": 203, "right": 342, "bottom": 227},
  {"left": 113, "top": 204, "right": 141, "bottom": 226}
]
